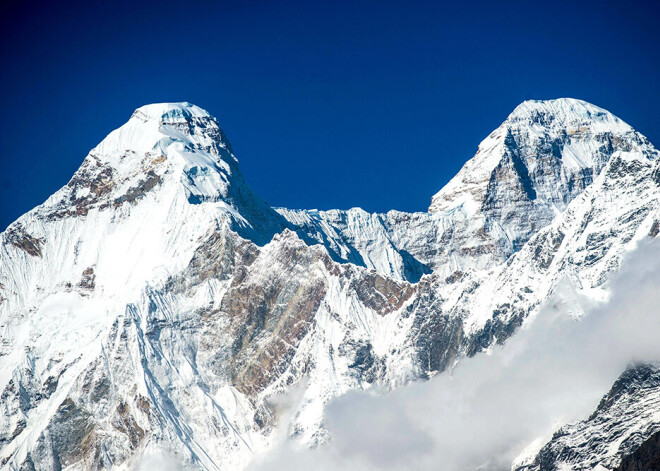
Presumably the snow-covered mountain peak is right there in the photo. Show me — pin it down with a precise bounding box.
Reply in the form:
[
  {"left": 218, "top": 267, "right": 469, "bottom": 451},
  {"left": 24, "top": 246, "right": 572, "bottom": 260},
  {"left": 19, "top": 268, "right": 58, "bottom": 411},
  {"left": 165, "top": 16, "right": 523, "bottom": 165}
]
[
  {"left": 505, "top": 98, "right": 631, "bottom": 132},
  {"left": 427, "top": 98, "right": 655, "bottom": 257},
  {"left": 28, "top": 101, "right": 233, "bottom": 226},
  {"left": 93, "top": 101, "right": 233, "bottom": 161},
  {"left": 131, "top": 101, "right": 212, "bottom": 123},
  {"left": 429, "top": 98, "right": 643, "bottom": 214},
  {"left": 15, "top": 101, "right": 285, "bottom": 251}
]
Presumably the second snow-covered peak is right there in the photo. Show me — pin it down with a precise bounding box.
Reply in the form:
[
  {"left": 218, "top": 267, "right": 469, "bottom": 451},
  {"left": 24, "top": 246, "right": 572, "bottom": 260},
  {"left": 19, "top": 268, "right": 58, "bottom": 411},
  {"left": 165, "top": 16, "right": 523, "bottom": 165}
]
[
  {"left": 429, "top": 98, "right": 650, "bottom": 215},
  {"left": 427, "top": 98, "right": 656, "bottom": 256}
]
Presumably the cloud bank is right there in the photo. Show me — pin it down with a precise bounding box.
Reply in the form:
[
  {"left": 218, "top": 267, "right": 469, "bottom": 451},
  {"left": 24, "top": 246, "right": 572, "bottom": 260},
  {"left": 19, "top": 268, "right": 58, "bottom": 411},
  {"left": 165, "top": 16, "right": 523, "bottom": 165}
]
[{"left": 252, "top": 239, "right": 660, "bottom": 471}]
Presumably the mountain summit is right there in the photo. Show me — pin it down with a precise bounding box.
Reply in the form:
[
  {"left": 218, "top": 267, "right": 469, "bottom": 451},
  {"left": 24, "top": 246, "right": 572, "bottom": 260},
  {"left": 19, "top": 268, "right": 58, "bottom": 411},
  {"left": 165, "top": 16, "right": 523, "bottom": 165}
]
[
  {"left": 45, "top": 101, "right": 284, "bottom": 245},
  {"left": 1, "top": 99, "right": 659, "bottom": 470},
  {"left": 429, "top": 98, "right": 655, "bottom": 252}
]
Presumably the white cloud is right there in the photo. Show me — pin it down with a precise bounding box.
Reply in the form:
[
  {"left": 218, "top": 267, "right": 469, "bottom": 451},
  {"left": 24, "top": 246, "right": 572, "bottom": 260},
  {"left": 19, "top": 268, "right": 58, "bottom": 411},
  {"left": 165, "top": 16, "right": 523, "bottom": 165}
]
[{"left": 252, "top": 238, "right": 660, "bottom": 471}]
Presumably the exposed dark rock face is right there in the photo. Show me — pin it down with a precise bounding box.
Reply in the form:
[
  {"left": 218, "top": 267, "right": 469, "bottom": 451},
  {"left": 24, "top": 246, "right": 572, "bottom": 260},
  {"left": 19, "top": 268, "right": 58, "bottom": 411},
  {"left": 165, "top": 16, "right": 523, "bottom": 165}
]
[
  {"left": 532, "top": 229, "right": 565, "bottom": 270},
  {"left": 3, "top": 224, "right": 43, "bottom": 257},
  {"left": 113, "top": 401, "right": 146, "bottom": 449},
  {"left": 50, "top": 398, "right": 97, "bottom": 466},
  {"left": 517, "top": 364, "right": 660, "bottom": 471},
  {"left": 221, "top": 232, "right": 329, "bottom": 396},
  {"left": 349, "top": 272, "right": 415, "bottom": 316},
  {"left": 405, "top": 278, "right": 463, "bottom": 375},
  {"left": 78, "top": 266, "right": 95, "bottom": 291},
  {"left": 340, "top": 339, "right": 383, "bottom": 384},
  {"left": 45, "top": 157, "right": 116, "bottom": 220},
  {"left": 169, "top": 227, "right": 260, "bottom": 292},
  {"left": 617, "top": 430, "right": 660, "bottom": 471},
  {"left": 649, "top": 221, "right": 660, "bottom": 237},
  {"left": 113, "top": 170, "right": 161, "bottom": 207},
  {"left": 465, "top": 311, "right": 525, "bottom": 355}
]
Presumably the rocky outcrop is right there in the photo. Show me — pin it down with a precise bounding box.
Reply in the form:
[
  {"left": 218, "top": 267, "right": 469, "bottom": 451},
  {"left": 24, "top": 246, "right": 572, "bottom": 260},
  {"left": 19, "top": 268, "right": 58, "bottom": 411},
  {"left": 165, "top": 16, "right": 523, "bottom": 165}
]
[
  {"left": 517, "top": 364, "right": 660, "bottom": 471},
  {"left": 617, "top": 430, "right": 660, "bottom": 471},
  {"left": 3, "top": 224, "right": 43, "bottom": 257}
]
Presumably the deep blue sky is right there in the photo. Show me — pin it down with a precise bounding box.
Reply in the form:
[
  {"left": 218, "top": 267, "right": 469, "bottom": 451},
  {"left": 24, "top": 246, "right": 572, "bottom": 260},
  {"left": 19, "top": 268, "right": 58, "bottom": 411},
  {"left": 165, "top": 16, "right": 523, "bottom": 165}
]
[{"left": 1, "top": 0, "right": 658, "bottom": 230}]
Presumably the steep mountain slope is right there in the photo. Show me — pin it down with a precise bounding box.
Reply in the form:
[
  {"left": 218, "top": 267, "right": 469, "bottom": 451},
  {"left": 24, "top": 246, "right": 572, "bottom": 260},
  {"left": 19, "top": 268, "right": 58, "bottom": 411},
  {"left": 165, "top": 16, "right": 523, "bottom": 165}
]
[
  {"left": 515, "top": 364, "right": 660, "bottom": 471},
  {"left": 0, "top": 99, "right": 658, "bottom": 470},
  {"left": 617, "top": 429, "right": 660, "bottom": 471}
]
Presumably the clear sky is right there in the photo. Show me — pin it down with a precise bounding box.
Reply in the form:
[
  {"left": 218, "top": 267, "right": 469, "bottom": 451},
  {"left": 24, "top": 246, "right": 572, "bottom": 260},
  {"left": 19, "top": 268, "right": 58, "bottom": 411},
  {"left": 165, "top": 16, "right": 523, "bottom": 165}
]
[{"left": 1, "top": 0, "right": 658, "bottom": 231}]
